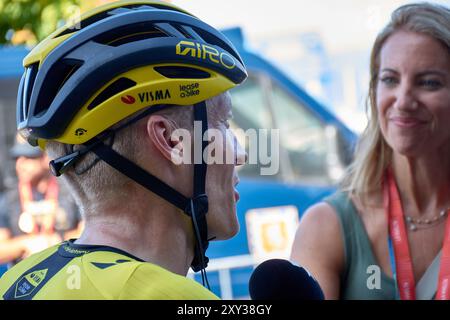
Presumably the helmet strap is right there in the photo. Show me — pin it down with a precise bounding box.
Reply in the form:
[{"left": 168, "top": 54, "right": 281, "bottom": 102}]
[{"left": 190, "top": 101, "right": 210, "bottom": 287}]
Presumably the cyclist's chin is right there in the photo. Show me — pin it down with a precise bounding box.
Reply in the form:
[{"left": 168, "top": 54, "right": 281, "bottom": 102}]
[
  {"left": 211, "top": 220, "right": 240, "bottom": 241},
  {"left": 208, "top": 201, "right": 239, "bottom": 240}
]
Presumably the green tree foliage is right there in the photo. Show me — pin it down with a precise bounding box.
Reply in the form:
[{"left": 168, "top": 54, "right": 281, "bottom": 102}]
[{"left": 0, "top": 0, "right": 80, "bottom": 45}]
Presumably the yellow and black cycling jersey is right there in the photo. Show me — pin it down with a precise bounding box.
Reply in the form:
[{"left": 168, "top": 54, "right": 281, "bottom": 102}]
[{"left": 0, "top": 240, "right": 219, "bottom": 300}]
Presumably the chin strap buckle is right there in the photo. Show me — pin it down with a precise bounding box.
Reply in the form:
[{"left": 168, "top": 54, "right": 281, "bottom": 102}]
[{"left": 191, "top": 251, "right": 209, "bottom": 272}]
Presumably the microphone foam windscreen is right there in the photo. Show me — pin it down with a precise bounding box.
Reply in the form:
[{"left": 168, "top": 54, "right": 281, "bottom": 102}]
[{"left": 249, "top": 259, "right": 324, "bottom": 300}]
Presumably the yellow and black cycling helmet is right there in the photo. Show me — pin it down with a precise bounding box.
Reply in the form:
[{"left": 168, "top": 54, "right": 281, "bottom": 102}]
[
  {"left": 17, "top": 0, "right": 246, "bottom": 147},
  {"left": 16, "top": 0, "right": 247, "bottom": 281}
]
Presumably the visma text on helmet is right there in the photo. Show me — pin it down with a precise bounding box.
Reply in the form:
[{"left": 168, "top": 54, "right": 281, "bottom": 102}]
[
  {"left": 176, "top": 40, "right": 236, "bottom": 70},
  {"left": 138, "top": 89, "right": 171, "bottom": 103},
  {"left": 171, "top": 121, "right": 280, "bottom": 176}
]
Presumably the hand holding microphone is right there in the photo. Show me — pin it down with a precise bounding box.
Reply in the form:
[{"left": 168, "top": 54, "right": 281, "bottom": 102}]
[{"left": 249, "top": 259, "right": 325, "bottom": 300}]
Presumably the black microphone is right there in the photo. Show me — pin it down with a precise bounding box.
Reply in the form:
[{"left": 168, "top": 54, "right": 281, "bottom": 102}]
[{"left": 249, "top": 259, "right": 325, "bottom": 300}]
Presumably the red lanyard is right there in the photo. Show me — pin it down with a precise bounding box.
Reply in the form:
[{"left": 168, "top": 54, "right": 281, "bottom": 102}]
[{"left": 384, "top": 169, "right": 450, "bottom": 300}]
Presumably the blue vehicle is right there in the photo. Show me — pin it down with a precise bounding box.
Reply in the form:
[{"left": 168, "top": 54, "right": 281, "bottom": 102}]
[{"left": 0, "top": 28, "right": 356, "bottom": 298}]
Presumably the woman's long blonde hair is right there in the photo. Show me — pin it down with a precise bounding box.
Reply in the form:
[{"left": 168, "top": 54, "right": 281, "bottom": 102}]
[{"left": 340, "top": 2, "right": 450, "bottom": 202}]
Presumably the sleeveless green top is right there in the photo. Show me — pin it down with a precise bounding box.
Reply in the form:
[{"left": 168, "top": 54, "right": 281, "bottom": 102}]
[{"left": 324, "top": 191, "right": 397, "bottom": 300}]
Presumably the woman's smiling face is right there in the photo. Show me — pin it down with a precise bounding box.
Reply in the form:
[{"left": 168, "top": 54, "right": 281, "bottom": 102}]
[{"left": 376, "top": 30, "right": 450, "bottom": 157}]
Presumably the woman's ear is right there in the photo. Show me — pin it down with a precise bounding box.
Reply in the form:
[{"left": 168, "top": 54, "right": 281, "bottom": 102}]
[{"left": 146, "top": 115, "right": 184, "bottom": 163}]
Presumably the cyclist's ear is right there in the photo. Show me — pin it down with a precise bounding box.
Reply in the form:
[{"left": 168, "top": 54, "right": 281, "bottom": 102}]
[{"left": 146, "top": 114, "right": 187, "bottom": 164}]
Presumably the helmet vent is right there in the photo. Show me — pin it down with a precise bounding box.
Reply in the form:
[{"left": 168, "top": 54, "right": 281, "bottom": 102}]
[
  {"left": 87, "top": 77, "right": 137, "bottom": 110},
  {"left": 22, "top": 63, "right": 39, "bottom": 122},
  {"left": 34, "top": 59, "right": 83, "bottom": 118},
  {"left": 188, "top": 27, "right": 241, "bottom": 62},
  {"left": 174, "top": 25, "right": 204, "bottom": 41},
  {"left": 154, "top": 66, "right": 211, "bottom": 79},
  {"left": 93, "top": 22, "right": 167, "bottom": 47}
]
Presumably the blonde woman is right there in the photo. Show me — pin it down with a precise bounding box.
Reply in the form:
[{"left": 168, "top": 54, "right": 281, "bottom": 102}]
[{"left": 291, "top": 2, "right": 450, "bottom": 300}]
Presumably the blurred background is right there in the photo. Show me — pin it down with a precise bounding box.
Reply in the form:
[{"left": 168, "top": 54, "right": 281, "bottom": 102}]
[{"left": 0, "top": 0, "right": 448, "bottom": 298}]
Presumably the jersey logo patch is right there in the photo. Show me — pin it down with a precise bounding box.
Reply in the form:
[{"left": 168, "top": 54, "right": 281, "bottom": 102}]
[{"left": 14, "top": 269, "right": 48, "bottom": 299}]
